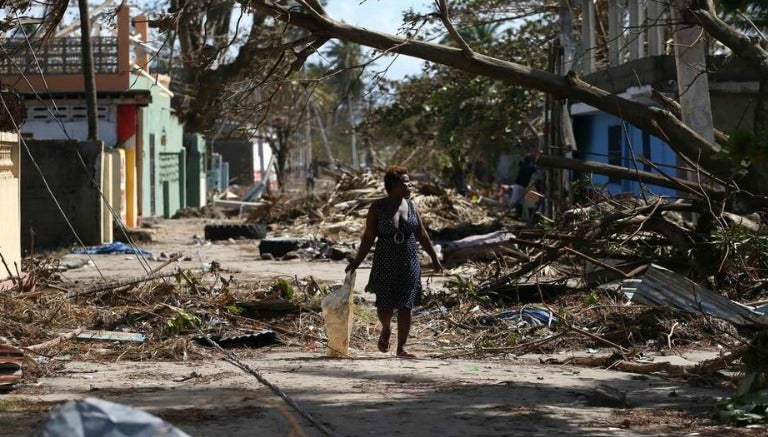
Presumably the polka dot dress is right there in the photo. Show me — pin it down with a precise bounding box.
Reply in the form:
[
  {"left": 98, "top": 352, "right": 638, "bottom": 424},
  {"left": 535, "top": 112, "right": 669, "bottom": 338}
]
[{"left": 365, "top": 199, "right": 422, "bottom": 311}]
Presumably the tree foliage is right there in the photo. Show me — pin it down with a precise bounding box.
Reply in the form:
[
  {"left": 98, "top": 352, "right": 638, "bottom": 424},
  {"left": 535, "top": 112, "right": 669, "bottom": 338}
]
[
  {"left": 367, "top": 18, "right": 555, "bottom": 177},
  {"left": 5, "top": 0, "right": 768, "bottom": 200}
]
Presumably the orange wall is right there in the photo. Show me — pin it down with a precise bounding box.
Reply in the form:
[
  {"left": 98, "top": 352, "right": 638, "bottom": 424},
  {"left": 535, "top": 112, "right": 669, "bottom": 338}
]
[{"left": 0, "top": 5, "right": 131, "bottom": 94}]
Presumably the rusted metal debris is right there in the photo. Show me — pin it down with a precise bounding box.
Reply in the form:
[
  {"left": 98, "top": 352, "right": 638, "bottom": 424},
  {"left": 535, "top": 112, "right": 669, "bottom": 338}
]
[{"left": 0, "top": 344, "right": 23, "bottom": 387}]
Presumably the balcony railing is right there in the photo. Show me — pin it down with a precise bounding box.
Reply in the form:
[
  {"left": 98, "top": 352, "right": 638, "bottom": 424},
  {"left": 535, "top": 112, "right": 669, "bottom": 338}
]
[{"left": 0, "top": 37, "right": 119, "bottom": 75}]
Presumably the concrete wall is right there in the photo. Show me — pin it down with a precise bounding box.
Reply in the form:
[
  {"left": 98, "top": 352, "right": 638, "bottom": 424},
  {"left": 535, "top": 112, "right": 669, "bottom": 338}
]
[
  {"left": 710, "top": 92, "right": 758, "bottom": 134},
  {"left": 20, "top": 103, "right": 118, "bottom": 146},
  {"left": 0, "top": 132, "right": 20, "bottom": 272},
  {"left": 20, "top": 140, "right": 104, "bottom": 250}
]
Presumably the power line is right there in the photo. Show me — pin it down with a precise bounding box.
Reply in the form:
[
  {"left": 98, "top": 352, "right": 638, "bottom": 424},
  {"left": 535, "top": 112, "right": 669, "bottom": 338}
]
[
  {"left": 0, "top": 91, "right": 109, "bottom": 283},
  {"left": 3, "top": 14, "right": 155, "bottom": 274},
  {"left": 14, "top": 15, "right": 153, "bottom": 273}
]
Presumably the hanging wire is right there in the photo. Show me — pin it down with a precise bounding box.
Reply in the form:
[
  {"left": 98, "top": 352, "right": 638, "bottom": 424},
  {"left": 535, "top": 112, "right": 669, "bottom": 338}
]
[
  {"left": 0, "top": 91, "right": 110, "bottom": 283},
  {"left": 8, "top": 12, "right": 161, "bottom": 274}
]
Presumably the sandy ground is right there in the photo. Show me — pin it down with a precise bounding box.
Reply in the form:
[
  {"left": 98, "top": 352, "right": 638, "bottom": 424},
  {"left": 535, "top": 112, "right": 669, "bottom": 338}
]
[{"left": 2, "top": 219, "right": 758, "bottom": 436}]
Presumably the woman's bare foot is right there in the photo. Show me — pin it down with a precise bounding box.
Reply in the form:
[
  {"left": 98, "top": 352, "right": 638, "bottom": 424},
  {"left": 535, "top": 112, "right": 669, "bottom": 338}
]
[
  {"left": 377, "top": 328, "right": 391, "bottom": 353},
  {"left": 396, "top": 350, "right": 417, "bottom": 359}
]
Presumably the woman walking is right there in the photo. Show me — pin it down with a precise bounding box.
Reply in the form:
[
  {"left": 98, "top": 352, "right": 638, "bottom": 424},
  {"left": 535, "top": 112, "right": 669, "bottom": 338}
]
[{"left": 346, "top": 166, "right": 443, "bottom": 358}]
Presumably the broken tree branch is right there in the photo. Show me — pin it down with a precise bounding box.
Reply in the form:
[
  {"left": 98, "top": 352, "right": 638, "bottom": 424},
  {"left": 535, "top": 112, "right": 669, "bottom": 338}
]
[
  {"left": 24, "top": 328, "right": 84, "bottom": 352},
  {"left": 536, "top": 155, "right": 719, "bottom": 196},
  {"left": 436, "top": 0, "right": 474, "bottom": 56},
  {"left": 249, "top": 0, "right": 733, "bottom": 180}
]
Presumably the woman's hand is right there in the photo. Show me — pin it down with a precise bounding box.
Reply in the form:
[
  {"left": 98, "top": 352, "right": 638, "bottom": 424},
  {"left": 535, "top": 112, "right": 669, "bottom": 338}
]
[{"left": 345, "top": 259, "right": 360, "bottom": 273}]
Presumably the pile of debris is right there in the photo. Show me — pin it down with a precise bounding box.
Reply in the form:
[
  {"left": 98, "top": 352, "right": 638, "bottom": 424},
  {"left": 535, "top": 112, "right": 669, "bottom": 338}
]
[
  {"left": 243, "top": 166, "right": 500, "bottom": 242},
  {"left": 171, "top": 205, "right": 226, "bottom": 219},
  {"left": 0, "top": 264, "right": 341, "bottom": 377}
]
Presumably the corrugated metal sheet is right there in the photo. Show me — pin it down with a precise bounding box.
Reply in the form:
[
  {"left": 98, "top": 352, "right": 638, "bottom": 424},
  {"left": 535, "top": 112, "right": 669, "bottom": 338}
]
[
  {"left": 622, "top": 264, "right": 768, "bottom": 327},
  {"left": 0, "top": 344, "right": 23, "bottom": 387}
]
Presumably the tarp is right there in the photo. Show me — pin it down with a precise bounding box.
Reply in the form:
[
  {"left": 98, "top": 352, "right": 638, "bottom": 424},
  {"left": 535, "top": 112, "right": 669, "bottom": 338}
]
[
  {"left": 35, "top": 397, "right": 189, "bottom": 437},
  {"left": 72, "top": 242, "right": 150, "bottom": 256}
]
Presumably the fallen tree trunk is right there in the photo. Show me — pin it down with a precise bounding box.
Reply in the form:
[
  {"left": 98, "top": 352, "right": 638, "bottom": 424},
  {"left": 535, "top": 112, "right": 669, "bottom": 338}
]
[
  {"left": 536, "top": 155, "right": 722, "bottom": 196},
  {"left": 438, "top": 231, "right": 530, "bottom": 265},
  {"left": 551, "top": 344, "right": 747, "bottom": 378}
]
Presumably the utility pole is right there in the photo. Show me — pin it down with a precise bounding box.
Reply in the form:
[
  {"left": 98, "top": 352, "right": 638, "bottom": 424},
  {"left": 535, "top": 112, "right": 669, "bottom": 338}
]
[
  {"left": 349, "top": 103, "right": 358, "bottom": 168},
  {"left": 672, "top": 1, "right": 715, "bottom": 182},
  {"left": 78, "top": 0, "right": 99, "bottom": 140}
]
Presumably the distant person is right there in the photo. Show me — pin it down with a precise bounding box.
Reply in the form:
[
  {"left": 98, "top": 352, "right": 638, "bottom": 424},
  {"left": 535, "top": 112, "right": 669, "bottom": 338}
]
[
  {"left": 510, "top": 155, "right": 538, "bottom": 216},
  {"left": 473, "top": 157, "right": 491, "bottom": 185},
  {"left": 522, "top": 177, "right": 546, "bottom": 225},
  {"left": 364, "top": 147, "right": 375, "bottom": 172},
  {"left": 346, "top": 166, "right": 443, "bottom": 359},
  {"left": 306, "top": 161, "right": 317, "bottom": 195},
  {"left": 452, "top": 164, "right": 468, "bottom": 195}
]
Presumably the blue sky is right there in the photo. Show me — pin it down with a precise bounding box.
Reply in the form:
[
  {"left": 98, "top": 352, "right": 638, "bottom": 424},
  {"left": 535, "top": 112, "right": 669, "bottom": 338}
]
[
  {"left": 323, "top": 1, "right": 432, "bottom": 79},
  {"left": 52, "top": 1, "right": 433, "bottom": 79}
]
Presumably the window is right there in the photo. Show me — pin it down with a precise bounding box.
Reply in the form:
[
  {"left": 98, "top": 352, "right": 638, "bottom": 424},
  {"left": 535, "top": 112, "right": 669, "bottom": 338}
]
[{"left": 607, "top": 125, "right": 623, "bottom": 184}]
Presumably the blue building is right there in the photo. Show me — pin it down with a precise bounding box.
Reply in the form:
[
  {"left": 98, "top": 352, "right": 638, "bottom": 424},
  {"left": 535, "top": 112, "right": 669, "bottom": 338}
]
[
  {"left": 554, "top": 1, "right": 761, "bottom": 201},
  {"left": 571, "top": 99, "right": 678, "bottom": 198},
  {"left": 569, "top": 56, "right": 759, "bottom": 199}
]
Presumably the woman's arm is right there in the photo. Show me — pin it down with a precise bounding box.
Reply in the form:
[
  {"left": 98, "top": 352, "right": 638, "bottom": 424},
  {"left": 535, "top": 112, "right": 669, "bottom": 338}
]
[
  {"left": 346, "top": 202, "right": 378, "bottom": 272},
  {"left": 412, "top": 202, "right": 443, "bottom": 271}
]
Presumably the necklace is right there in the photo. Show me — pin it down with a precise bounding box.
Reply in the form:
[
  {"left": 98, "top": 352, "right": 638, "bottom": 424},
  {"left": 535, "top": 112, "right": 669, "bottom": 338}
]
[{"left": 393, "top": 231, "right": 405, "bottom": 244}]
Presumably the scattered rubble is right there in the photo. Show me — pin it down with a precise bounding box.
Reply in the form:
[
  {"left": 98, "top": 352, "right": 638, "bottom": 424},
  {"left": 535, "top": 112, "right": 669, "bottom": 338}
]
[
  {"left": 4, "top": 165, "right": 768, "bottom": 428},
  {"left": 172, "top": 205, "right": 227, "bottom": 219}
]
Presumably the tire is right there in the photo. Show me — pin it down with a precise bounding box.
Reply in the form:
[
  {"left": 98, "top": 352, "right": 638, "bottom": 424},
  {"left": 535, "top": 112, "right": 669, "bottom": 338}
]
[
  {"left": 204, "top": 223, "right": 267, "bottom": 241},
  {"left": 259, "top": 237, "right": 309, "bottom": 258}
]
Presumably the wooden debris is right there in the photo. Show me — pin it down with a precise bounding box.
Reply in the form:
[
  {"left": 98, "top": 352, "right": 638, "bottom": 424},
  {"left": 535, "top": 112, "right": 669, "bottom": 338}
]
[{"left": 25, "top": 328, "right": 84, "bottom": 352}]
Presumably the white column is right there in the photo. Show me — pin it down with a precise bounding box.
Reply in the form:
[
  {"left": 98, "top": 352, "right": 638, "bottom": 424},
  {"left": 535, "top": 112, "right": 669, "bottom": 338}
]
[
  {"left": 647, "top": 0, "right": 666, "bottom": 55},
  {"left": 581, "top": 0, "right": 596, "bottom": 73},
  {"left": 629, "top": 0, "right": 645, "bottom": 60},
  {"left": 672, "top": 2, "right": 715, "bottom": 180},
  {"left": 608, "top": 0, "right": 624, "bottom": 66},
  {"left": 672, "top": 6, "right": 714, "bottom": 142}
]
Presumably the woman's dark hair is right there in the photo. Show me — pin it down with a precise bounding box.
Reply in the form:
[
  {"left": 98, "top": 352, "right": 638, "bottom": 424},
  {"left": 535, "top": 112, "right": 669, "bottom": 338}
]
[{"left": 384, "top": 166, "right": 408, "bottom": 193}]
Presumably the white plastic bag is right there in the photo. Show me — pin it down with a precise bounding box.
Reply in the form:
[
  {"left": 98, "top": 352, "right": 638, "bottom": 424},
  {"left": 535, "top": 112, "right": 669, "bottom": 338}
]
[{"left": 321, "top": 271, "right": 356, "bottom": 357}]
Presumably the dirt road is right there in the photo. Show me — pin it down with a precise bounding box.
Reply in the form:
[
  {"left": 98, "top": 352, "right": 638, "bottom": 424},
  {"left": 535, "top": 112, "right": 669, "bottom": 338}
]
[{"left": 2, "top": 219, "right": 757, "bottom": 436}]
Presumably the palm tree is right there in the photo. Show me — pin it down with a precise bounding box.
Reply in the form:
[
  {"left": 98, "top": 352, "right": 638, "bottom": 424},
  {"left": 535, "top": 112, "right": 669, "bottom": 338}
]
[
  {"left": 440, "top": 22, "right": 503, "bottom": 49},
  {"left": 323, "top": 40, "right": 366, "bottom": 167}
]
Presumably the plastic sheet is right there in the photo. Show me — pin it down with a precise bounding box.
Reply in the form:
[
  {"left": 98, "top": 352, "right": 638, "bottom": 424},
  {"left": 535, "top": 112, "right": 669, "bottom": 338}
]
[
  {"left": 71, "top": 242, "right": 151, "bottom": 255},
  {"left": 321, "top": 272, "right": 356, "bottom": 357},
  {"left": 35, "top": 397, "right": 190, "bottom": 437}
]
